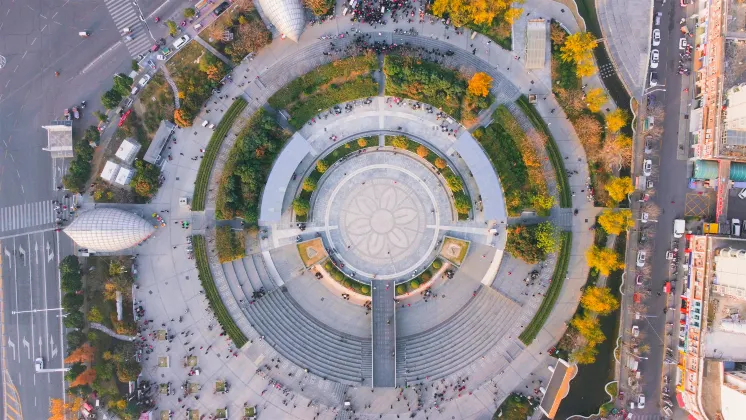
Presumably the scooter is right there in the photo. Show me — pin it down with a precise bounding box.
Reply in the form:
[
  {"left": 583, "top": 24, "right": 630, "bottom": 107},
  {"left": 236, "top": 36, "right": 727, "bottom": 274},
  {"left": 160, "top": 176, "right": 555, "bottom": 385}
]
[{"left": 154, "top": 17, "right": 160, "bottom": 23}]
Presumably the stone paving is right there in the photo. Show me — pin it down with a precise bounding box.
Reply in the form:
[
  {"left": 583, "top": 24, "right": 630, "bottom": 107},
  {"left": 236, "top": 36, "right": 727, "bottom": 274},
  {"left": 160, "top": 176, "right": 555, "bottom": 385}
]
[{"left": 89, "top": 1, "right": 624, "bottom": 418}]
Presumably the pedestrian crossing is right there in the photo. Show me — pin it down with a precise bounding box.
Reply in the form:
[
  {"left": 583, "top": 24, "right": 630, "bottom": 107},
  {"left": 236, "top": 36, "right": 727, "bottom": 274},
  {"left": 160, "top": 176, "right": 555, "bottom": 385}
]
[
  {"left": 0, "top": 201, "right": 56, "bottom": 234},
  {"left": 103, "top": 0, "right": 154, "bottom": 57}
]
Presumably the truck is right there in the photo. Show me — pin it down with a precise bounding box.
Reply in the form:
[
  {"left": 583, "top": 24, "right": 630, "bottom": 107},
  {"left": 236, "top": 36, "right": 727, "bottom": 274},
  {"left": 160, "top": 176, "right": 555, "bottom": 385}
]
[{"left": 673, "top": 219, "right": 685, "bottom": 238}]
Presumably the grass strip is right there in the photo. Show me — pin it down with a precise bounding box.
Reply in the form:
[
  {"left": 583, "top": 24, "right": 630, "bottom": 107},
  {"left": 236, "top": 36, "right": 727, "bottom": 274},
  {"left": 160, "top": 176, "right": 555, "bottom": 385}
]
[
  {"left": 516, "top": 95, "right": 572, "bottom": 208},
  {"left": 193, "top": 235, "right": 248, "bottom": 347},
  {"left": 192, "top": 98, "right": 248, "bottom": 211},
  {"left": 519, "top": 231, "right": 572, "bottom": 345}
]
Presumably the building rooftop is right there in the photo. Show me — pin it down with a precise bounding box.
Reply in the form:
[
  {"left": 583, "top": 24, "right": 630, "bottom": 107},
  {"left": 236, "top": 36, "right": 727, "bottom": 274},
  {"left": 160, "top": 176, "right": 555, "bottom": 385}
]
[
  {"left": 525, "top": 19, "right": 547, "bottom": 69},
  {"left": 41, "top": 121, "right": 73, "bottom": 159},
  {"left": 539, "top": 359, "right": 576, "bottom": 419},
  {"left": 101, "top": 161, "right": 121, "bottom": 183},
  {"left": 115, "top": 138, "right": 140, "bottom": 164},
  {"left": 143, "top": 121, "right": 175, "bottom": 165},
  {"left": 64, "top": 208, "right": 154, "bottom": 252},
  {"left": 114, "top": 167, "right": 133, "bottom": 186},
  {"left": 260, "top": 133, "right": 312, "bottom": 223}
]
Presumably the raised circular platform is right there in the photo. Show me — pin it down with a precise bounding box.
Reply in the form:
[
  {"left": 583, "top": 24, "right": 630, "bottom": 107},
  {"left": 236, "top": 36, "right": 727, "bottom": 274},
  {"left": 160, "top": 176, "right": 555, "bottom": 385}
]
[{"left": 315, "top": 151, "right": 453, "bottom": 281}]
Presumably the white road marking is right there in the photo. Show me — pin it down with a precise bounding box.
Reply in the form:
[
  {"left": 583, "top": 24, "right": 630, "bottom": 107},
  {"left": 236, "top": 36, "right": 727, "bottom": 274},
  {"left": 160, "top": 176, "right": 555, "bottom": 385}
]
[
  {"left": 7, "top": 338, "right": 15, "bottom": 361},
  {"left": 46, "top": 241, "right": 54, "bottom": 263},
  {"left": 30, "top": 37, "right": 36, "bottom": 45},
  {"left": 40, "top": 25, "right": 46, "bottom": 32},
  {"left": 80, "top": 41, "right": 123, "bottom": 73},
  {"left": 22, "top": 337, "right": 29, "bottom": 359},
  {"left": 12, "top": 308, "right": 62, "bottom": 314}
]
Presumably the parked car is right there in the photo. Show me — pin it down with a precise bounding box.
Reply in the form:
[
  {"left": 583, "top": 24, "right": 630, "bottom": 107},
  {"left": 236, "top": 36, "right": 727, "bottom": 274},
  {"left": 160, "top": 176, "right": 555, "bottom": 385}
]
[
  {"left": 632, "top": 325, "right": 640, "bottom": 337},
  {"left": 644, "top": 136, "right": 654, "bottom": 154},
  {"left": 213, "top": 2, "right": 230, "bottom": 16},
  {"left": 643, "top": 159, "right": 653, "bottom": 176},
  {"left": 652, "top": 29, "right": 661, "bottom": 46},
  {"left": 138, "top": 74, "right": 151, "bottom": 87},
  {"left": 636, "top": 250, "right": 646, "bottom": 267},
  {"left": 649, "top": 72, "right": 658, "bottom": 87},
  {"left": 147, "top": 59, "right": 156, "bottom": 70},
  {"left": 733, "top": 218, "right": 741, "bottom": 237},
  {"left": 638, "top": 394, "right": 646, "bottom": 409},
  {"left": 35, "top": 357, "right": 43, "bottom": 371},
  {"left": 650, "top": 49, "right": 660, "bottom": 69},
  {"left": 654, "top": 12, "right": 662, "bottom": 26},
  {"left": 636, "top": 274, "right": 643, "bottom": 285}
]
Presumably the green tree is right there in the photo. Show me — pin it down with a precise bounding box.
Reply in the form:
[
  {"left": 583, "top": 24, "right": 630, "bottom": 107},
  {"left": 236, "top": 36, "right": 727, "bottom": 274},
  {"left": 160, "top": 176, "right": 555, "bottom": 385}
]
[
  {"left": 131, "top": 59, "right": 139, "bottom": 72},
  {"left": 101, "top": 90, "right": 122, "bottom": 109},
  {"left": 293, "top": 198, "right": 310, "bottom": 216},
  {"left": 410, "top": 279, "right": 421, "bottom": 289},
  {"left": 166, "top": 20, "right": 178, "bottom": 36},
  {"left": 64, "top": 311, "right": 85, "bottom": 329},
  {"left": 87, "top": 308, "right": 104, "bottom": 323},
  {"left": 316, "top": 160, "right": 329, "bottom": 173},
  {"left": 66, "top": 330, "right": 86, "bottom": 351},
  {"left": 94, "top": 110, "right": 108, "bottom": 122},
  {"left": 62, "top": 293, "right": 84, "bottom": 312},
  {"left": 112, "top": 74, "right": 133, "bottom": 97},
  {"left": 302, "top": 177, "right": 317, "bottom": 192},
  {"left": 445, "top": 173, "right": 463, "bottom": 192},
  {"left": 130, "top": 160, "right": 161, "bottom": 198},
  {"left": 65, "top": 363, "right": 87, "bottom": 382},
  {"left": 183, "top": 7, "right": 195, "bottom": 18}
]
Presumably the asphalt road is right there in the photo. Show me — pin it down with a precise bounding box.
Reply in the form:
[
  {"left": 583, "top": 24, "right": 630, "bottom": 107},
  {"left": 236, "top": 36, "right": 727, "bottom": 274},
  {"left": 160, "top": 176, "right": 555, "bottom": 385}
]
[
  {"left": 625, "top": 0, "right": 691, "bottom": 416},
  {"left": 0, "top": 0, "right": 192, "bottom": 418}
]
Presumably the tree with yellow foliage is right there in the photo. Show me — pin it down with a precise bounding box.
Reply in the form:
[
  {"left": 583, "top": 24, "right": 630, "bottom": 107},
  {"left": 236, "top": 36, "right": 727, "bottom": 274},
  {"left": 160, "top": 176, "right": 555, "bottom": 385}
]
[
  {"left": 49, "top": 397, "right": 82, "bottom": 420},
  {"left": 468, "top": 72, "right": 493, "bottom": 97},
  {"left": 605, "top": 108, "right": 629, "bottom": 133},
  {"left": 598, "top": 209, "right": 633, "bottom": 235},
  {"left": 604, "top": 176, "right": 634, "bottom": 203},
  {"left": 434, "top": 158, "right": 447, "bottom": 169},
  {"left": 416, "top": 145, "right": 429, "bottom": 158},
  {"left": 174, "top": 109, "right": 192, "bottom": 127},
  {"left": 504, "top": 8, "right": 523, "bottom": 24},
  {"left": 431, "top": 0, "right": 521, "bottom": 27},
  {"left": 571, "top": 343, "right": 599, "bottom": 364},
  {"left": 576, "top": 57, "right": 597, "bottom": 77},
  {"left": 585, "top": 88, "right": 607, "bottom": 113},
  {"left": 560, "top": 32, "right": 597, "bottom": 63},
  {"left": 586, "top": 245, "right": 624, "bottom": 276},
  {"left": 571, "top": 313, "right": 606, "bottom": 345},
  {"left": 580, "top": 286, "right": 619, "bottom": 315}
]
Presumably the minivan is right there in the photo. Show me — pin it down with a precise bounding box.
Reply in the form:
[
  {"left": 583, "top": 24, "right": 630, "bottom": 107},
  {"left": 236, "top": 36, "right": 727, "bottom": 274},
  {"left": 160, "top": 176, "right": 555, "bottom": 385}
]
[
  {"left": 654, "top": 12, "right": 662, "bottom": 26},
  {"left": 173, "top": 35, "right": 190, "bottom": 50}
]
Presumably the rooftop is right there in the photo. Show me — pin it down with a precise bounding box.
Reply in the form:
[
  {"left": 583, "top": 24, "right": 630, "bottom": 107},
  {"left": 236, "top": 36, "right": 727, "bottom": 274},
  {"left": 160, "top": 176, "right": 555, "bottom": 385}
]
[
  {"left": 115, "top": 138, "right": 140, "bottom": 164},
  {"left": 539, "top": 358, "right": 576, "bottom": 419},
  {"left": 525, "top": 19, "right": 547, "bottom": 69},
  {"left": 41, "top": 121, "right": 73, "bottom": 158},
  {"left": 64, "top": 208, "right": 154, "bottom": 252},
  {"left": 101, "top": 160, "right": 121, "bottom": 183},
  {"left": 259, "top": 133, "right": 312, "bottom": 223},
  {"left": 256, "top": 0, "right": 305, "bottom": 41},
  {"left": 114, "top": 167, "right": 134, "bottom": 186},
  {"left": 143, "top": 121, "right": 175, "bottom": 165}
]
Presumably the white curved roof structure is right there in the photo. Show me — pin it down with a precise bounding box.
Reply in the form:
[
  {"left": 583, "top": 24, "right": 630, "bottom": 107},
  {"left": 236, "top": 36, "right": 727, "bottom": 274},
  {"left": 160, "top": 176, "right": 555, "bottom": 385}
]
[
  {"left": 257, "top": 0, "right": 305, "bottom": 42},
  {"left": 64, "top": 208, "right": 154, "bottom": 252}
]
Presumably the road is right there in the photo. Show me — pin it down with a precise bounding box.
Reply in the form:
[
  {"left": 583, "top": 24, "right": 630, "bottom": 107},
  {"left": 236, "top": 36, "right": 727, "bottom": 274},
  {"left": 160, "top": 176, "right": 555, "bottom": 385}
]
[
  {"left": 622, "top": 0, "right": 691, "bottom": 416},
  {"left": 0, "top": 0, "right": 191, "bottom": 418}
]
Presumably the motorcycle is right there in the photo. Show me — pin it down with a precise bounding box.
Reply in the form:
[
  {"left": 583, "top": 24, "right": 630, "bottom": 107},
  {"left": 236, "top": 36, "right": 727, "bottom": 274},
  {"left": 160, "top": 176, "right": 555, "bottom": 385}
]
[{"left": 154, "top": 17, "right": 160, "bottom": 23}]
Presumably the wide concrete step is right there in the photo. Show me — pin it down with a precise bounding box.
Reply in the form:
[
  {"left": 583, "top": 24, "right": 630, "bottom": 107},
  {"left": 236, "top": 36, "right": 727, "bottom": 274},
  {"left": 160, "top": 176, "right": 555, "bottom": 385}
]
[{"left": 241, "top": 256, "right": 263, "bottom": 291}]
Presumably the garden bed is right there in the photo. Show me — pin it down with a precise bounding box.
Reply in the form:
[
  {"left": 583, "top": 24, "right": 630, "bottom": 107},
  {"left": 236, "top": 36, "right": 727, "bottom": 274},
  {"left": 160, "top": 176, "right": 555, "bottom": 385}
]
[
  {"left": 268, "top": 55, "right": 379, "bottom": 129},
  {"left": 215, "top": 226, "right": 245, "bottom": 263},
  {"left": 192, "top": 97, "right": 247, "bottom": 211},
  {"left": 166, "top": 41, "right": 229, "bottom": 126},
  {"left": 385, "top": 135, "right": 472, "bottom": 219},
  {"left": 440, "top": 237, "right": 470, "bottom": 266},
  {"left": 474, "top": 106, "right": 552, "bottom": 216},
  {"left": 322, "top": 259, "right": 371, "bottom": 296},
  {"left": 216, "top": 108, "right": 290, "bottom": 222},
  {"left": 198, "top": 2, "right": 271, "bottom": 64},
  {"left": 137, "top": 72, "right": 176, "bottom": 135},
  {"left": 395, "top": 259, "right": 444, "bottom": 297},
  {"left": 519, "top": 231, "right": 572, "bottom": 345},
  {"left": 193, "top": 235, "right": 248, "bottom": 347},
  {"left": 383, "top": 55, "right": 491, "bottom": 125},
  {"left": 297, "top": 238, "right": 327, "bottom": 267}
]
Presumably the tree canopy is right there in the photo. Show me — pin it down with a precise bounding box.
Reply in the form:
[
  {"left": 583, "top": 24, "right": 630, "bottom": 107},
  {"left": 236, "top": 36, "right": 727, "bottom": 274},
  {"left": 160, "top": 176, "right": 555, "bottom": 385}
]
[
  {"left": 605, "top": 108, "right": 629, "bottom": 133},
  {"left": 604, "top": 176, "right": 634, "bottom": 203},
  {"left": 468, "top": 72, "right": 493, "bottom": 97},
  {"left": 580, "top": 286, "right": 619, "bottom": 315},
  {"left": 585, "top": 245, "right": 624, "bottom": 276},
  {"left": 598, "top": 209, "right": 633, "bottom": 235}
]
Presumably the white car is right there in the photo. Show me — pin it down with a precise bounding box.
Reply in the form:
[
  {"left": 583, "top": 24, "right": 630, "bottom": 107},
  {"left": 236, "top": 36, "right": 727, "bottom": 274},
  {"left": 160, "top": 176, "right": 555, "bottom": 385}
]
[
  {"left": 638, "top": 394, "right": 646, "bottom": 409},
  {"left": 35, "top": 357, "right": 43, "bottom": 372},
  {"left": 632, "top": 325, "right": 640, "bottom": 337},
  {"left": 652, "top": 29, "right": 661, "bottom": 46},
  {"left": 636, "top": 274, "right": 643, "bottom": 285},
  {"left": 138, "top": 74, "right": 151, "bottom": 87},
  {"left": 643, "top": 159, "right": 653, "bottom": 176},
  {"left": 651, "top": 50, "right": 660, "bottom": 69},
  {"left": 636, "top": 250, "right": 646, "bottom": 267}
]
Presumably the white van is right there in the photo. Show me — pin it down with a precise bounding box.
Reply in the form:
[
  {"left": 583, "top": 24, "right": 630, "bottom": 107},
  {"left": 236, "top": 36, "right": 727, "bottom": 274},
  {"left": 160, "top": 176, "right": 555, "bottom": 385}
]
[
  {"left": 734, "top": 219, "right": 742, "bottom": 237},
  {"left": 173, "top": 35, "right": 190, "bottom": 50},
  {"left": 673, "top": 219, "right": 685, "bottom": 238}
]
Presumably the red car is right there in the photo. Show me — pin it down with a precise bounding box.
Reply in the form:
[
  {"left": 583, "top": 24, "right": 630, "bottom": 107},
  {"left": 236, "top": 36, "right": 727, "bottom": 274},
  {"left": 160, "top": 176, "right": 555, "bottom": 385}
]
[
  {"left": 681, "top": 0, "right": 688, "bottom": 5},
  {"left": 118, "top": 109, "right": 131, "bottom": 127}
]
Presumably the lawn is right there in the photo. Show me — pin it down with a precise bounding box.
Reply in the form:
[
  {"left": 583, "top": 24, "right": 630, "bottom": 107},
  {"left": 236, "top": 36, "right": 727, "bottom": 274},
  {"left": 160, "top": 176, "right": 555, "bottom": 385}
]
[
  {"left": 158, "top": 356, "right": 169, "bottom": 367},
  {"left": 440, "top": 236, "right": 470, "bottom": 266},
  {"left": 192, "top": 97, "right": 247, "bottom": 211},
  {"left": 198, "top": 2, "right": 271, "bottom": 64},
  {"left": 519, "top": 231, "right": 572, "bottom": 345},
  {"left": 193, "top": 235, "right": 248, "bottom": 347},
  {"left": 474, "top": 106, "right": 552, "bottom": 216},
  {"left": 297, "top": 238, "right": 327, "bottom": 267},
  {"left": 137, "top": 72, "right": 175, "bottom": 135},
  {"left": 383, "top": 55, "right": 492, "bottom": 125},
  {"left": 268, "top": 55, "right": 379, "bottom": 129},
  {"left": 166, "top": 41, "right": 229, "bottom": 126}
]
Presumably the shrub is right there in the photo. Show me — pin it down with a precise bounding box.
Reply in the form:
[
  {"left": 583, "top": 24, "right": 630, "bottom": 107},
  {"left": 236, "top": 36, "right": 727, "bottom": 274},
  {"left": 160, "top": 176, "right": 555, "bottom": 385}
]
[
  {"left": 215, "top": 226, "right": 245, "bottom": 263},
  {"left": 434, "top": 158, "right": 447, "bottom": 169},
  {"left": 432, "top": 259, "right": 443, "bottom": 270},
  {"left": 302, "top": 177, "right": 317, "bottom": 192},
  {"left": 316, "top": 160, "right": 329, "bottom": 173},
  {"left": 357, "top": 137, "right": 367, "bottom": 147},
  {"left": 410, "top": 279, "right": 421, "bottom": 289},
  {"left": 395, "top": 284, "right": 407, "bottom": 295},
  {"left": 454, "top": 195, "right": 471, "bottom": 214},
  {"left": 183, "top": 7, "right": 195, "bottom": 17},
  {"left": 293, "top": 198, "right": 310, "bottom": 216},
  {"left": 392, "top": 136, "right": 410, "bottom": 149},
  {"left": 421, "top": 271, "right": 432, "bottom": 282},
  {"left": 445, "top": 173, "right": 463, "bottom": 192},
  {"left": 416, "top": 145, "right": 429, "bottom": 158},
  {"left": 360, "top": 285, "right": 370, "bottom": 294}
]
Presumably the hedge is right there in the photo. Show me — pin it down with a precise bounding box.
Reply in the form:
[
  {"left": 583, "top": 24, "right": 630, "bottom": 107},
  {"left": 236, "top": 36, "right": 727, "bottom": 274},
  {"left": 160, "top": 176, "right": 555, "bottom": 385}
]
[
  {"left": 322, "top": 260, "right": 371, "bottom": 296},
  {"left": 192, "top": 235, "right": 248, "bottom": 347},
  {"left": 516, "top": 95, "right": 572, "bottom": 208},
  {"left": 192, "top": 97, "right": 248, "bottom": 211},
  {"left": 519, "top": 231, "right": 572, "bottom": 345}
]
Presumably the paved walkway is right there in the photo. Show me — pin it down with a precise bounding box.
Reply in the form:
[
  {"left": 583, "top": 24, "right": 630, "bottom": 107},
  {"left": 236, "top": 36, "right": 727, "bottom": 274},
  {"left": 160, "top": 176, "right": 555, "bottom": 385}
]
[
  {"left": 122, "top": 1, "right": 623, "bottom": 417},
  {"left": 89, "top": 323, "right": 137, "bottom": 341}
]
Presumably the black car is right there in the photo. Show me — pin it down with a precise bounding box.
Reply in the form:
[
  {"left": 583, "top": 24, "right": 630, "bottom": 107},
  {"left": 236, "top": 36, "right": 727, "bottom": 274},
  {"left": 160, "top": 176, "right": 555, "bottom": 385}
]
[{"left": 213, "top": 2, "right": 230, "bottom": 16}]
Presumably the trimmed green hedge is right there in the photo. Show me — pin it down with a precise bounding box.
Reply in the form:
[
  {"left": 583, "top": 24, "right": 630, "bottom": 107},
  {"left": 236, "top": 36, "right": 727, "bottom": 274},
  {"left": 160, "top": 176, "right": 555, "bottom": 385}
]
[
  {"left": 323, "top": 259, "right": 371, "bottom": 296},
  {"left": 192, "top": 235, "right": 248, "bottom": 347},
  {"left": 192, "top": 97, "right": 248, "bottom": 211},
  {"left": 519, "top": 231, "right": 572, "bottom": 345},
  {"left": 516, "top": 95, "right": 572, "bottom": 208}
]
